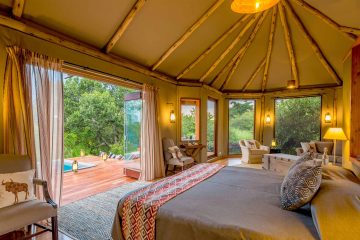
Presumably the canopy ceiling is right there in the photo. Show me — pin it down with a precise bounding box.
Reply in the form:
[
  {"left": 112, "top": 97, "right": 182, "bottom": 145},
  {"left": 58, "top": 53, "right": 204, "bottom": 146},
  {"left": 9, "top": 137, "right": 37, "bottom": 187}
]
[{"left": 0, "top": 0, "right": 359, "bottom": 93}]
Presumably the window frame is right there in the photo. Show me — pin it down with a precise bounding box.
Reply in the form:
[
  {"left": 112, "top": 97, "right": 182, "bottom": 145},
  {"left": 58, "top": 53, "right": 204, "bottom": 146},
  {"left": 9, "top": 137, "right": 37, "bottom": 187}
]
[
  {"left": 180, "top": 98, "right": 201, "bottom": 143},
  {"left": 273, "top": 95, "right": 323, "bottom": 152},
  {"left": 227, "top": 99, "right": 256, "bottom": 156},
  {"left": 207, "top": 97, "right": 218, "bottom": 159}
]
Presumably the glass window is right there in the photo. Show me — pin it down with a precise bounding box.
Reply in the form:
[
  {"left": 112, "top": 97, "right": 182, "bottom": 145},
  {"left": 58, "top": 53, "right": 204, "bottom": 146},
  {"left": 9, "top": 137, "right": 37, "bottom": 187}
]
[
  {"left": 207, "top": 98, "right": 217, "bottom": 158},
  {"left": 275, "top": 96, "right": 321, "bottom": 154},
  {"left": 228, "top": 100, "right": 255, "bottom": 154},
  {"left": 181, "top": 99, "right": 200, "bottom": 141}
]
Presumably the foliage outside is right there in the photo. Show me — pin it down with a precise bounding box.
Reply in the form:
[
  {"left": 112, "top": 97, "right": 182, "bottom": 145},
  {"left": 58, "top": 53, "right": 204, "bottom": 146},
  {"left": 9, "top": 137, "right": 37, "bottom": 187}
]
[
  {"left": 207, "top": 100, "right": 216, "bottom": 155},
  {"left": 275, "top": 96, "right": 321, "bottom": 154},
  {"left": 64, "top": 76, "right": 135, "bottom": 158},
  {"left": 181, "top": 105, "right": 197, "bottom": 141},
  {"left": 228, "top": 100, "right": 255, "bottom": 154}
]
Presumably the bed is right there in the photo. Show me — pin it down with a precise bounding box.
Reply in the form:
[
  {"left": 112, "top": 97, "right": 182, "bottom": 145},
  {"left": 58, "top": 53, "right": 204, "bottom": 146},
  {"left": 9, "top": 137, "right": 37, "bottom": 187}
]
[{"left": 113, "top": 165, "right": 322, "bottom": 240}]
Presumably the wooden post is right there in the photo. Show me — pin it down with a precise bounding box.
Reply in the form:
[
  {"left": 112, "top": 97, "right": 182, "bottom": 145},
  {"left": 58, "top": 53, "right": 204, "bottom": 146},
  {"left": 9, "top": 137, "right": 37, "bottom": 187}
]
[
  {"left": 199, "top": 13, "right": 261, "bottom": 82},
  {"left": 0, "top": 14, "right": 177, "bottom": 84},
  {"left": 176, "top": 15, "right": 251, "bottom": 80},
  {"left": 282, "top": 0, "right": 342, "bottom": 85},
  {"left": 242, "top": 59, "right": 266, "bottom": 92},
  {"left": 152, "top": 0, "right": 225, "bottom": 71},
  {"left": 278, "top": 2, "right": 298, "bottom": 88},
  {"left": 12, "top": 0, "right": 25, "bottom": 19},
  {"left": 262, "top": 6, "right": 278, "bottom": 92},
  {"left": 351, "top": 41, "right": 360, "bottom": 157},
  {"left": 105, "top": 0, "right": 147, "bottom": 53},
  {"left": 219, "top": 12, "right": 268, "bottom": 90},
  {"left": 292, "top": 0, "right": 358, "bottom": 39}
]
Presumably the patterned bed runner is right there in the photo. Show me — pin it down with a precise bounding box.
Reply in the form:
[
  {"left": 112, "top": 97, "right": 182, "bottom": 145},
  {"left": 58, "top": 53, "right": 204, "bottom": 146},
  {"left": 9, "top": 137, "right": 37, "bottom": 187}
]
[{"left": 121, "top": 163, "right": 224, "bottom": 240}]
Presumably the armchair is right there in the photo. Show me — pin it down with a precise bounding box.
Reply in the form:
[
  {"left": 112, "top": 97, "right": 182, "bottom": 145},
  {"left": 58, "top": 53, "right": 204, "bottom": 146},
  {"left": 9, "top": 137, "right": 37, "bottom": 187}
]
[
  {"left": 239, "top": 140, "right": 270, "bottom": 164},
  {"left": 162, "top": 138, "right": 195, "bottom": 175},
  {"left": 0, "top": 154, "right": 58, "bottom": 240}
]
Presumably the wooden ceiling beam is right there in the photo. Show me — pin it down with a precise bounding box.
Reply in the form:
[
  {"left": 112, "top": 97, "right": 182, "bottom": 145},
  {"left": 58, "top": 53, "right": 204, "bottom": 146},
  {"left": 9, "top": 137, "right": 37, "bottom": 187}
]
[
  {"left": 151, "top": 0, "right": 225, "bottom": 71},
  {"left": 219, "top": 12, "right": 268, "bottom": 90},
  {"left": 291, "top": 0, "right": 358, "bottom": 39},
  {"left": 176, "top": 14, "right": 251, "bottom": 80},
  {"left": 0, "top": 13, "right": 177, "bottom": 84},
  {"left": 12, "top": 0, "right": 25, "bottom": 19},
  {"left": 278, "top": 2, "right": 299, "bottom": 88},
  {"left": 104, "top": 0, "right": 147, "bottom": 53},
  {"left": 199, "top": 13, "right": 261, "bottom": 82},
  {"left": 261, "top": 6, "right": 278, "bottom": 92},
  {"left": 242, "top": 58, "right": 266, "bottom": 92},
  {"left": 282, "top": 0, "right": 342, "bottom": 85}
]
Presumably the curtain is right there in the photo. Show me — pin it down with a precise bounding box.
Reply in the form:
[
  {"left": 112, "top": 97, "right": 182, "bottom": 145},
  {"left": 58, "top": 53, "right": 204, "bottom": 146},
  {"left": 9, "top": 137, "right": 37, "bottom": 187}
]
[
  {"left": 140, "top": 84, "right": 165, "bottom": 181},
  {"left": 2, "top": 47, "right": 35, "bottom": 163},
  {"left": 3, "top": 46, "right": 64, "bottom": 204}
]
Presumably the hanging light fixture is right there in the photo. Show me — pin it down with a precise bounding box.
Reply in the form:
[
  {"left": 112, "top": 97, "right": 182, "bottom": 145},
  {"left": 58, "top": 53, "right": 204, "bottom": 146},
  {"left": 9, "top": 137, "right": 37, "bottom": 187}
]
[
  {"left": 231, "top": 0, "right": 279, "bottom": 14},
  {"left": 287, "top": 80, "right": 296, "bottom": 89}
]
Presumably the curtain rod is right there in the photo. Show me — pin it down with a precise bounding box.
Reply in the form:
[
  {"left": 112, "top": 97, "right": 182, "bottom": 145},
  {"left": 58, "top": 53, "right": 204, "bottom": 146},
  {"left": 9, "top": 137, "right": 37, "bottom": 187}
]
[{"left": 63, "top": 62, "right": 143, "bottom": 89}]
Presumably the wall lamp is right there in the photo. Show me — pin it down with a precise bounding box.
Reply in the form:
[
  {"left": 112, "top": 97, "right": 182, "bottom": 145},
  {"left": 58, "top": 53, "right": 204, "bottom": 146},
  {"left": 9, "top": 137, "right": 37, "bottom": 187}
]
[
  {"left": 324, "top": 112, "right": 332, "bottom": 123},
  {"left": 167, "top": 103, "right": 176, "bottom": 123},
  {"left": 265, "top": 114, "right": 271, "bottom": 124}
]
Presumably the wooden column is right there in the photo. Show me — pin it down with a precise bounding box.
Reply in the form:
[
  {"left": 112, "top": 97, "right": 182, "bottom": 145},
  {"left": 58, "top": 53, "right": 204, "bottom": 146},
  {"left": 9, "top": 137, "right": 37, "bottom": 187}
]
[{"left": 351, "top": 40, "right": 360, "bottom": 157}]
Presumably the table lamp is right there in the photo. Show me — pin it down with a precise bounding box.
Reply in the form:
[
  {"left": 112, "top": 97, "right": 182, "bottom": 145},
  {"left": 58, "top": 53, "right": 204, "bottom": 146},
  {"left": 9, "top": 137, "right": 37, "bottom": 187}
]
[{"left": 323, "top": 128, "right": 347, "bottom": 164}]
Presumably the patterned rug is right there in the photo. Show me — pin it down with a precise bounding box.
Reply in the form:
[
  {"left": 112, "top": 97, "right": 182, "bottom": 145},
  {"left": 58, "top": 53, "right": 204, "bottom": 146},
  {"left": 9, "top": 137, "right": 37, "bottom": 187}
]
[{"left": 58, "top": 181, "right": 150, "bottom": 240}]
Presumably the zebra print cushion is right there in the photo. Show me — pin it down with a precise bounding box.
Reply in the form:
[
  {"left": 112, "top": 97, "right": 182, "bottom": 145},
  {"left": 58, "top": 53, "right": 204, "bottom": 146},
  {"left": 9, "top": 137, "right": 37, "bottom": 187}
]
[{"left": 280, "top": 160, "right": 322, "bottom": 210}]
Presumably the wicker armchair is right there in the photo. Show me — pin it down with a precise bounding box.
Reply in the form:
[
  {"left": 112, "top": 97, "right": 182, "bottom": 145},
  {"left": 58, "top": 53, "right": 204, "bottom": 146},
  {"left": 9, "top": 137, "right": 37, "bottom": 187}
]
[{"left": 239, "top": 140, "right": 270, "bottom": 164}]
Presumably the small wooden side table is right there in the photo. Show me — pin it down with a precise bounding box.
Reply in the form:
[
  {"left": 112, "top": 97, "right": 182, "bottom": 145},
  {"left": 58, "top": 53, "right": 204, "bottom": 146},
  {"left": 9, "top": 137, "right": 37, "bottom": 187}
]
[{"left": 180, "top": 144, "right": 206, "bottom": 161}]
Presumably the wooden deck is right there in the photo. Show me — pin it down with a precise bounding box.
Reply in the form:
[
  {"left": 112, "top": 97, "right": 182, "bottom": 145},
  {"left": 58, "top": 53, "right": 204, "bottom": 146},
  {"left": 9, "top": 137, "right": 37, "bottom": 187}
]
[{"left": 61, "top": 156, "right": 136, "bottom": 206}]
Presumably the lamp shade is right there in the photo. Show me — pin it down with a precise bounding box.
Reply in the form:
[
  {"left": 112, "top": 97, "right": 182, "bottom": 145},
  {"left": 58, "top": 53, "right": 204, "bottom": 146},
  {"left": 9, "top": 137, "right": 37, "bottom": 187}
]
[
  {"left": 323, "top": 128, "right": 347, "bottom": 140},
  {"left": 231, "top": 0, "right": 279, "bottom": 14}
]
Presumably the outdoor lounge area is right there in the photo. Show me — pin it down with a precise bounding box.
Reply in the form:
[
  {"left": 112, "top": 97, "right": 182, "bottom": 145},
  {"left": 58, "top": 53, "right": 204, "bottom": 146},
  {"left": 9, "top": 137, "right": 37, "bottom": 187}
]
[{"left": 0, "top": 0, "right": 360, "bottom": 240}]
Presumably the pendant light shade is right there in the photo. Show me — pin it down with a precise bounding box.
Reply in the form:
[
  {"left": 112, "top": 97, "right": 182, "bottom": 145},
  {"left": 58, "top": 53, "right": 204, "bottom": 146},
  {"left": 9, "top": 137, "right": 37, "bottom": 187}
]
[{"left": 231, "top": 0, "right": 279, "bottom": 14}]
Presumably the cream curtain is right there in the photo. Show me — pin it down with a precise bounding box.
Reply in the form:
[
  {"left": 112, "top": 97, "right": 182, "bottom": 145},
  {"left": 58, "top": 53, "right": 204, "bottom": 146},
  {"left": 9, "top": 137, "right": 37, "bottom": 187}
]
[
  {"left": 2, "top": 47, "right": 35, "bottom": 163},
  {"left": 140, "top": 84, "right": 165, "bottom": 181},
  {"left": 3, "top": 46, "right": 64, "bottom": 204}
]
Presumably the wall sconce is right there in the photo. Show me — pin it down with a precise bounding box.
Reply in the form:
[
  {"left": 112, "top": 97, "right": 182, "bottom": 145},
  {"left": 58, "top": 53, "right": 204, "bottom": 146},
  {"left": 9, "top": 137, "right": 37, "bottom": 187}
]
[
  {"left": 170, "top": 110, "right": 176, "bottom": 123},
  {"left": 265, "top": 114, "right": 271, "bottom": 124},
  {"left": 324, "top": 112, "right": 332, "bottom": 123},
  {"left": 72, "top": 160, "right": 78, "bottom": 173},
  {"left": 271, "top": 139, "right": 277, "bottom": 147}
]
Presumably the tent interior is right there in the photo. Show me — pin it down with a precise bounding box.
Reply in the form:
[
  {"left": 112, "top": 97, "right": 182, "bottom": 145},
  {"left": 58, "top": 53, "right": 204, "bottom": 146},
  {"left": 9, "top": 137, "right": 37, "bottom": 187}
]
[{"left": 0, "top": 0, "right": 359, "bottom": 239}]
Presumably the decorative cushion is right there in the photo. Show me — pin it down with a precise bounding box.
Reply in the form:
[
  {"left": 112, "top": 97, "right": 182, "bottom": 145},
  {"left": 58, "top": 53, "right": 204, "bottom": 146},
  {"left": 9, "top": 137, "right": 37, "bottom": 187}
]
[
  {"left": 168, "top": 146, "right": 183, "bottom": 159},
  {"left": 280, "top": 160, "right": 322, "bottom": 211},
  {"left": 288, "top": 152, "right": 313, "bottom": 172},
  {"left": 314, "top": 141, "right": 333, "bottom": 154},
  {"left": 244, "top": 140, "right": 257, "bottom": 149},
  {"left": 0, "top": 170, "right": 36, "bottom": 209},
  {"left": 300, "top": 142, "right": 317, "bottom": 153}
]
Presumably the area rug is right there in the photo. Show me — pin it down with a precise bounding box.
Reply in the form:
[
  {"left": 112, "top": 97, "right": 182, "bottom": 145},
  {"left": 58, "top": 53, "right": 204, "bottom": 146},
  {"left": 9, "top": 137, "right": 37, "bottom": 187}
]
[{"left": 58, "top": 181, "right": 150, "bottom": 240}]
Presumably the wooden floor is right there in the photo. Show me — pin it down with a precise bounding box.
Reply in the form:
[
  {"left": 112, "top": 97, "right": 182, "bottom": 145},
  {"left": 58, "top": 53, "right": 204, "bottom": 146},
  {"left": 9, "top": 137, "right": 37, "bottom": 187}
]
[
  {"left": 17, "top": 157, "right": 258, "bottom": 240},
  {"left": 62, "top": 156, "right": 136, "bottom": 205}
]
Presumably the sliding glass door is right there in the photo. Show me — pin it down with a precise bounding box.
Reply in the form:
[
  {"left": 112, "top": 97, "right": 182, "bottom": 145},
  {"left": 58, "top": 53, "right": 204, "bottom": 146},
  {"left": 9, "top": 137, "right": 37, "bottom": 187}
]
[
  {"left": 207, "top": 98, "right": 217, "bottom": 158},
  {"left": 228, "top": 99, "right": 255, "bottom": 154}
]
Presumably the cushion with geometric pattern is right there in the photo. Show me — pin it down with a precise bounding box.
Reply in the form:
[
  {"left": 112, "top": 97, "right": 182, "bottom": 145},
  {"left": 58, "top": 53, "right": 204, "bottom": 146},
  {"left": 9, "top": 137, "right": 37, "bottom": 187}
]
[{"left": 280, "top": 160, "right": 322, "bottom": 211}]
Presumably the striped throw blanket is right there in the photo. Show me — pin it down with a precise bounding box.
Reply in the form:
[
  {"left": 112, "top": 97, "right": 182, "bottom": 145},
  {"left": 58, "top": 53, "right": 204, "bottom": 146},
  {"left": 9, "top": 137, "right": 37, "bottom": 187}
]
[{"left": 121, "top": 163, "right": 224, "bottom": 240}]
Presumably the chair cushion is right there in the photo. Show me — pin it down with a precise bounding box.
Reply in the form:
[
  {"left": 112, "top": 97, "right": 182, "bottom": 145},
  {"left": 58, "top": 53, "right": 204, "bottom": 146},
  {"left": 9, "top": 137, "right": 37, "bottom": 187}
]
[
  {"left": 314, "top": 141, "right": 334, "bottom": 154},
  {"left": 0, "top": 199, "right": 57, "bottom": 235},
  {"left": 249, "top": 149, "right": 268, "bottom": 155},
  {"left": 168, "top": 157, "right": 194, "bottom": 166}
]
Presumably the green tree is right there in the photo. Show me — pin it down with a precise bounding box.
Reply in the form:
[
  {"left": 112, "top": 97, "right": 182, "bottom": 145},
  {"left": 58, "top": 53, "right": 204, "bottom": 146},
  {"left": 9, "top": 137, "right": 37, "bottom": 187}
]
[
  {"left": 275, "top": 97, "right": 321, "bottom": 154},
  {"left": 63, "top": 76, "right": 134, "bottom": 158}
]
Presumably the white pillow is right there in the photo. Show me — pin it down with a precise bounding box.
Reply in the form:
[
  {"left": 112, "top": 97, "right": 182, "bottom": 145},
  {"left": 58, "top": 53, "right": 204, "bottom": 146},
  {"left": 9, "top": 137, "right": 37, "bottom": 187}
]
[
  {"left": 301, "top": 142, "right": 311, "bottom": 153},
  {"left": 0, "top": 169, "right": 36, "bottom": 208},
  {"left": 168, "top": 146, "right": 183, "bottom": 159}
]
